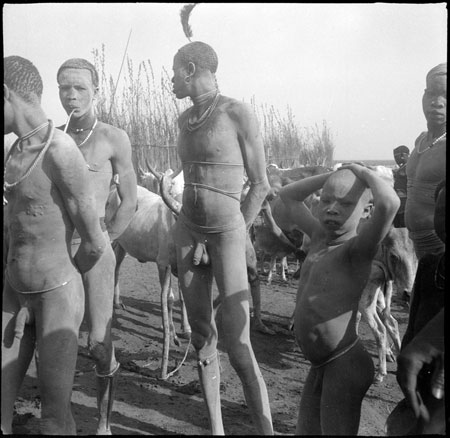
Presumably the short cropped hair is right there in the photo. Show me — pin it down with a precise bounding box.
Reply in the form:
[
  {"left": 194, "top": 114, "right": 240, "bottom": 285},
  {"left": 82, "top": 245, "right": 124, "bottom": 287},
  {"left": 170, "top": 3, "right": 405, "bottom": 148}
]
[
  {"left": 4, "top": 56, "right": 43, "bottom": 105},
  {"left": 57, "top": 58, "right": 99, "bottom": 88},
  {"left": 426, "top": 63, "right": 446, "bottom": 82},
  {"left": 393, "top": 145, "right": 410, "bottom": 155},
  {"left": 176, "top": 41, "right": 218, "bottom": 73}
]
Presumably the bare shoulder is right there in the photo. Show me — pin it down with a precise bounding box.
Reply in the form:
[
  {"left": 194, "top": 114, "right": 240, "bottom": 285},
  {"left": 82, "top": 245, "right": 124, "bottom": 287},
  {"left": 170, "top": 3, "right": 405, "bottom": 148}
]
[
  {"left": 220, "top": 96, "right": 256, "bottom": 127},
  {"left": 46, "top": 129, "right": 87, "bottom": 176},
  {"left": 47, "top": 128, "right": 80, "bottom": 161},
  {"left": 221, "top": 95, "right": 252, "bottom": 115},
  {"left": 96, "top": 121, "right": 131, "bottom": 148}
]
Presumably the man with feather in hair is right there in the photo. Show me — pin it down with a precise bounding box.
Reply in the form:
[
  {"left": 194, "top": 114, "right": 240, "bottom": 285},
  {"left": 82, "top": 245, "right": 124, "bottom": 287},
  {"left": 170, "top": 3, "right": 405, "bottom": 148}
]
[{"left": 163, "top": 4, "right": 273, "bottom": 434}]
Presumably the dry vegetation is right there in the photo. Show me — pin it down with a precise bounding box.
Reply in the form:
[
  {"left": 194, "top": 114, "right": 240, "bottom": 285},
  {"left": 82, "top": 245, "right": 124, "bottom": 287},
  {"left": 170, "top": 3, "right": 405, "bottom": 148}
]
[{"left": 92, "top": 45, "right": 335, "bottom": 174}]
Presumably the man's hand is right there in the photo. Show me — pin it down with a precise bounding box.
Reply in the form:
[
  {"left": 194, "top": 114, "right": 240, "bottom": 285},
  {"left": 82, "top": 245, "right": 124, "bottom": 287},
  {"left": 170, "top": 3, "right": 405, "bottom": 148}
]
[
  {"left": 74, "top": 238, "right": 106, "bottom": 273},
  {"left": 396, "top": 310, "right": 444, "bottom": 422}
]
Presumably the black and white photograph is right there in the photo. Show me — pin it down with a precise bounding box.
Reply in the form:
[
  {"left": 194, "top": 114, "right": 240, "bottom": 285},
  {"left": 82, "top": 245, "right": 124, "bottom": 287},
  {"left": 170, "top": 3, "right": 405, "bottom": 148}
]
[{"left": 3, "top": 3, "right": 446, "bottom": 435}]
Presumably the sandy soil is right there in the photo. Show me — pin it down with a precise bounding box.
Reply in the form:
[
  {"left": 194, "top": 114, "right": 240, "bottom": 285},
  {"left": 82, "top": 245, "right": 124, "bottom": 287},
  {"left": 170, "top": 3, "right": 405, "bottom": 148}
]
[{"left": 13, "top": 254, "right": 409, "bottom": 435}]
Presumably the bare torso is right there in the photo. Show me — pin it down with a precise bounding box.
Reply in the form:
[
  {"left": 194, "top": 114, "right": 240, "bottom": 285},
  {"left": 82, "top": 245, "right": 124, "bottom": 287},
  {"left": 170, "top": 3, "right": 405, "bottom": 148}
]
[
  {"left": 295, "top": 236, "right": 372, "bottom": 364},
  {"left": 62, "top": 122, "right": 114, "bottom": 217},
  {"left": 405, "top": 133, "right": 446, "bottom": 231},
  {"left": 178, "top": 96, "right": 246, "bottom": 227},
  {"left": 4, "top": 129, "right": 82, "bottom": 291}
]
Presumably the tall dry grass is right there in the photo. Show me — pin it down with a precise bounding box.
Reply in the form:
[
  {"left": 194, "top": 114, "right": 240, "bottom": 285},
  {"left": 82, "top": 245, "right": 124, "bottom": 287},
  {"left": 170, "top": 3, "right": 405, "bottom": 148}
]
[{"left": 92, "top": 45, "right": 335, "bottom": 175}]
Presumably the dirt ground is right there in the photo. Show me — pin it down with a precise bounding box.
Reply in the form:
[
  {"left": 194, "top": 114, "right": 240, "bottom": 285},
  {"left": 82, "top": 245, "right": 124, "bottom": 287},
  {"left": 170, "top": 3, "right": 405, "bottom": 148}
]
[{"left": 13, "top": 254, "right": 409, "bottom": 435}]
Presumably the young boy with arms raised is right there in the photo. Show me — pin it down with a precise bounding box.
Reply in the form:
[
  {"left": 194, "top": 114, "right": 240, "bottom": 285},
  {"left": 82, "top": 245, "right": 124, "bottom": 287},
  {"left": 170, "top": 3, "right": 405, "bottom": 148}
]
[{"left": 279, "top": 163, "right": 400, "bottom": 435}]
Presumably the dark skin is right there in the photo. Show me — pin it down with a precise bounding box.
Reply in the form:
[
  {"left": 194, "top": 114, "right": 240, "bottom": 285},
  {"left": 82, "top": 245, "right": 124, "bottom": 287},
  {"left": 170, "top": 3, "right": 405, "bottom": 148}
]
[
  {"left": 405, "top": 71, "right": 446, "bottom": 233},
  {"left": 2, "top": 84, "right": 105, "bottom": 435},
  {"left": 171, "top": 51, "right": 273, "bottom": 435},
  {"left": 280, "top": 165, "right": 399, "bottom": 434},
  {"left": 57, "top": 65, "right": 137, "bottom": 434}
]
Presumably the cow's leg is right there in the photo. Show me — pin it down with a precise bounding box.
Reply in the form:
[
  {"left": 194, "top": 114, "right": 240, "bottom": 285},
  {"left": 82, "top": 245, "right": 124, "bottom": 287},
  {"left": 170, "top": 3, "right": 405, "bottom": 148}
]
[
  {"left": 359, "top": 281, "right": 387, "bottom": 384},
  {"left": 245, "top": 236, "right": 274, "bottom": 335},
  {"left": 280, "top": 256, "right": 288, "bottom": 282},
  {"left": 157, "top": 265, "right": 179, "bottom": 347},
  {"left": 159, "top": 265, "right": 172, "bottom": 380},
  {"left": 267, "top": 256, "right": 277, "bottom": 285},
  {"left": 288, "top": 309, "right": 295, "bottom": 331},
  {"left": 377, "top": 281, "right": 401, "bottom": 361},
  {"left": 112, "top": 242, "right": 127, "bottom": 310},
  {"left": 177, "top": 283, "right": 192, "bottom": 339},
  {"left": 249, "top": 269, "right": 275, "bottom": 336}
]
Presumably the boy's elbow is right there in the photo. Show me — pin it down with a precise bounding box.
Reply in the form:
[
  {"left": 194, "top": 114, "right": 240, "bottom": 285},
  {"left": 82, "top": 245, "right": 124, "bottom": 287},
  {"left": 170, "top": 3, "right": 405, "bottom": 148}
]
[
  {"left": 378, "top": 194, "right": 400, "bottom": 216},
  {"left": 389, "top": 193, "right": 401, "bottom": 212}
]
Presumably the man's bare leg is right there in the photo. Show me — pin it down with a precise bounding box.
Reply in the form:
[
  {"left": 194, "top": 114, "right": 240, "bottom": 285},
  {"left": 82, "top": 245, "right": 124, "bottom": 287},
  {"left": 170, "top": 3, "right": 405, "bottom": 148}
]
[
  {"left": 221, "top": 293, "right": 273, "bottom": 434},
  {"left": 212, "top": 226, "right": 273, "bottom": 435},
  {"left": 79, "top": 242, "right": 119, "bottom": 435},
  {"left": 175, "top": 222, "right": 224, "bottom": 435},
  {"left": 36, "top": 276, "right": 84, "bottom": 435},
  {"left": 1, "top": 282, "right": 36, "bottom": 434}
]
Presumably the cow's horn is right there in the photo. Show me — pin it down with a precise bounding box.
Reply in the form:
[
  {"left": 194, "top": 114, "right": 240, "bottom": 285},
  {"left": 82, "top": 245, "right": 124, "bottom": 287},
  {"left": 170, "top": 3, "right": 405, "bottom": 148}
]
[
  {"left": 145, "top": 157, "right": 163, "bottom": 180},
  {"left": 137, "top": 163, "right": 146, "bottom": 176},
  {"left": 160, "top": 174, "right": 182, "bottom": 216}
]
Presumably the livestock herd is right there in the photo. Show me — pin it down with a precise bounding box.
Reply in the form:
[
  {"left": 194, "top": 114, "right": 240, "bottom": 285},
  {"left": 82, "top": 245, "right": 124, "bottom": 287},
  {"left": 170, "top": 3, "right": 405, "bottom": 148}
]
[{"left": 110, "top": 161, "right": 416, "bottom": 383}]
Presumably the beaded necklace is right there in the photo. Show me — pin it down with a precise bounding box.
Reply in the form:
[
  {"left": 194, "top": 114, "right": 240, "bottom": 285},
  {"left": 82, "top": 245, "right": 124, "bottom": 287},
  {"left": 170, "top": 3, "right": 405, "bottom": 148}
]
[
  {"left": 187, "top": 91, "right": 221, "bottom": 132},
  {"left": 75, "top": 119, "right": 98, "bottom": 147},
  {"left": 417, "top": 132, "right": 446, "bottom": 155},
  {"left": 63, "top": 109, "right": 97, "bottom": 147},
  {"left": 4, "top": 121, "right": 55, "bottom": 205}
]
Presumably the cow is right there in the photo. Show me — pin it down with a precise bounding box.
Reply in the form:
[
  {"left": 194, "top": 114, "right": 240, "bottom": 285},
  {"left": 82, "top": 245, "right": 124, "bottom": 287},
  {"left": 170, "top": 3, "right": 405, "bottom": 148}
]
[
  {"left": 137, "top": 164, "right": 160, "bottom": 194},
  {"left": 105, "top": 185, "right": 191, "bottom": 379},
  {"left": 252, "top": 200, "right": 305, "bottom": 284},
  {"left": 255, "top": 165, "right": 329, "bottom": 283},
  {"left": 141, "top": 158, "right": 185, "bottom": 203},
  {"left": 357, "top": 226, "right": 417, "bottom": 384}
]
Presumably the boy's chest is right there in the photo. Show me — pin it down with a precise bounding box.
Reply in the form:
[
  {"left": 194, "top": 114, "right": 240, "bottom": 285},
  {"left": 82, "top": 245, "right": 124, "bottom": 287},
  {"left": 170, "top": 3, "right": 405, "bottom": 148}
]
[{"left": 301, "top": 243, "right": 370, "bottom": 296}]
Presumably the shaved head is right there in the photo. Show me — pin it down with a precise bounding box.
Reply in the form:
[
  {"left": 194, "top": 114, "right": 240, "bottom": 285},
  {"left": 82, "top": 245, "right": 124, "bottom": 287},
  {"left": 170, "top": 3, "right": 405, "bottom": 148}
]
[
  {"left": 426, "top": 62, "right": 446, "bottom": 85},
  {"left": 325, "top": 169, "right": 371, "bottom": 204}
]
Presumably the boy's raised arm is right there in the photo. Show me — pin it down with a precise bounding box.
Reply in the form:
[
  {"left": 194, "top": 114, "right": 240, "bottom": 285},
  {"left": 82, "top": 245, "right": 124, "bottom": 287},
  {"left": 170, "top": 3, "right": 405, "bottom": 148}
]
[
  {"left": 342, "top": 163, "right": 400, "bottom": 260},
  {"left": 279, "top": 172, "right": 333, "bottom": 238}
]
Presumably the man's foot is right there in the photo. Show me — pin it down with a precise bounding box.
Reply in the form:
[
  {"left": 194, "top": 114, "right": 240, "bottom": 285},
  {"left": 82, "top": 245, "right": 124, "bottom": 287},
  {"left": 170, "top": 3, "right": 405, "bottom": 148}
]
[
  {"left": 178, "top": 329, "right": 192, "bottom": 340},
  {"left": 113, "top": 301, "right": 126, "bottom": 311},
  {"left": 252, "top": 318, "right": 275, "bottom": 335}
]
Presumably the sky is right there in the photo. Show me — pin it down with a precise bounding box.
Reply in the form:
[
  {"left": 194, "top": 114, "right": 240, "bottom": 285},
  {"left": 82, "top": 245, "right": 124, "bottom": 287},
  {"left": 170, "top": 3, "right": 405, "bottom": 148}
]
[{"left": 3, "top": 3, "right": 447, "bottom": 160}]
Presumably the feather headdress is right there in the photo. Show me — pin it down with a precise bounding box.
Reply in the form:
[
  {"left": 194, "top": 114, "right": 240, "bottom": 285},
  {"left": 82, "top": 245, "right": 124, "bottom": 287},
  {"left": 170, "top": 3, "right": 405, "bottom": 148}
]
[{"left": 180, "top": 3, "right": 197, "bottom": 41}]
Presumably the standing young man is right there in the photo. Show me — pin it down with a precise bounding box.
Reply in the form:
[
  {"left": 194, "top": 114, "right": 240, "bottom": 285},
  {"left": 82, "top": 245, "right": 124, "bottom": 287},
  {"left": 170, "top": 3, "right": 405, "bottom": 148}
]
[
  {"left": 57, "top": 58, "right": 137, "bottom": 435},
  {"left": 2, "top": 56, "right": 106, "bottom": 434},
  {"left": 405, "top": 63, "right": 446, "bottom": 259},
  {"left": 392, "top": 145, "right": 409, "bottom": 228},
  {"left": 170, "top": 41, "right": 273, "bottom": 434}
]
